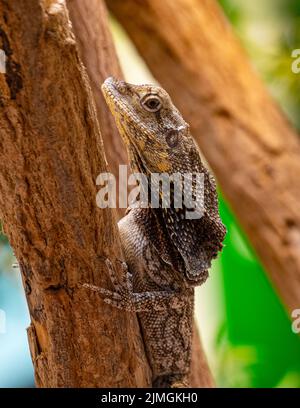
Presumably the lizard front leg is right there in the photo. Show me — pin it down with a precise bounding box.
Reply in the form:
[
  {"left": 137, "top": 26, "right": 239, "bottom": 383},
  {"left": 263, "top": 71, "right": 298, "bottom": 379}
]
[{"left": 83, "top": 258, "right": 186, "bottom": 312}]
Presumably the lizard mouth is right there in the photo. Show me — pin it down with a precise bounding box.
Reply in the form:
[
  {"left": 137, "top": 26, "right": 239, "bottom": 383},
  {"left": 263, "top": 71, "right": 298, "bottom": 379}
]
[{"left": 102, "top": 77, "right": 152, "bottom": 176}]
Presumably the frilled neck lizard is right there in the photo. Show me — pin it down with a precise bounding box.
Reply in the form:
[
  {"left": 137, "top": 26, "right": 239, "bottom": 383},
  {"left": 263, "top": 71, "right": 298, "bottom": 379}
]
[{"left": 85, "top": 77, "right": 226, "bottom": 387}]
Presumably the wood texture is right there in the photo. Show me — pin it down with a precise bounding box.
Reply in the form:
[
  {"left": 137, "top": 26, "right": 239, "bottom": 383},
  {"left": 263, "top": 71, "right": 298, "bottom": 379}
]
[
  {"left": 67, "top": 0, "right": 127, "bottom": 220},
  {"left": 190, "top": 324, "right": 215, "bottom": 387},
  {"left": 0, "top": 0, "right": 151, "bottom": 387},
  {"left": 107, "top": 0, "right": 300, "bottom": 314}
]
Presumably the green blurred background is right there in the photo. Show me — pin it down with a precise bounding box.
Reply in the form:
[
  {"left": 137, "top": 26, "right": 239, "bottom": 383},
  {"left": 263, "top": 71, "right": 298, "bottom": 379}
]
[{"left": 1, "top": 0, "right": 300, "bottom": 387}]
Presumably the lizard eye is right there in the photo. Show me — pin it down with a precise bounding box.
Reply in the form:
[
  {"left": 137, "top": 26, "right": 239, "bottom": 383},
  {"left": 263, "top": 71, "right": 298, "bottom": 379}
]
[{"left": 140, "top": 94, "right": 162, "bottom": 112}]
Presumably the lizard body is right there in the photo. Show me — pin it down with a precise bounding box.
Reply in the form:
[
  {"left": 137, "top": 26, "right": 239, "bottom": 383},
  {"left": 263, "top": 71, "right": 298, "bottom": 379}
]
[{"left": 88, "top": 78, "right": 226, "bottom": 387}]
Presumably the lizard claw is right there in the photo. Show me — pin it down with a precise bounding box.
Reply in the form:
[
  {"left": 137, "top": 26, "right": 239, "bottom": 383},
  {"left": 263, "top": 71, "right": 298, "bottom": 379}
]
[
  {"left": 82, "top": 283, "right": 122, "bottom": 300},
  {"left": 82, "top": 258, "right": 134, "bottom": 310}
]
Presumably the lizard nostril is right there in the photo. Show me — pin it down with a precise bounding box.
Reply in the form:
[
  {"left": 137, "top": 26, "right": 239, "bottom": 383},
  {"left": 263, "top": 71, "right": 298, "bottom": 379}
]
[
  {"left": 115, "top": 81, "right": 128, "bottom": 95},
  {"left": 104, "top": 77, "right": 128, "bottom": 94}
]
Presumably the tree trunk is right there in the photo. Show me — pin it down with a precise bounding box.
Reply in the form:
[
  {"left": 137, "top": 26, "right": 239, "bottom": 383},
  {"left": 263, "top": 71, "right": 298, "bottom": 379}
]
[
  {"left": 67, "top": 0, "right": 127, "bottom": 220},
  {"left": 107, "top": 0, "right": 300, "bottom": 314},
  {"left": 66, "top": 0, "right": 215, "bottom": 387},
  {"left": 0, "top": 0, "right": 151, "bottom": 387}
]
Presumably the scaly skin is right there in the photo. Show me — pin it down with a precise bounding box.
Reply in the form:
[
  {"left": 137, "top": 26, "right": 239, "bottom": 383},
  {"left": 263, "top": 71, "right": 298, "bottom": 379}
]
[{"left": 86, "top": 77, "right": 226, "bottom": 387}]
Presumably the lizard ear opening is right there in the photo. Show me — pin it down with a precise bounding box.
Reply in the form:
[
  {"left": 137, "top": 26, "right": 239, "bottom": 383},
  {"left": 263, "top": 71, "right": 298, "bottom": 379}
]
[
  {"left": 166, "top": 129, "right": 179, "bottom": 148},
  {"left": 165, "top": 125, "right": 189, "bottom": 148}
]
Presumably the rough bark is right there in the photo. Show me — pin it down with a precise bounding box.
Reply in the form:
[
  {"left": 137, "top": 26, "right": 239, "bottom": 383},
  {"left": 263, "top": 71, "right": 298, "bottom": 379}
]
[
  {"left": 190, "top": 324, "right": 215, "bottom": 387},
  {"left": 67, "top": 0, "right": 127, "bottom": 220},
  {"left": 0, "top": 0, "right": 151, "bottom": 387},
  {"left": 67, "top": 0, "right": 215, "bottom": 387},
  {"left": 107, "top": 0, "right": 300, "bottom": 314}
]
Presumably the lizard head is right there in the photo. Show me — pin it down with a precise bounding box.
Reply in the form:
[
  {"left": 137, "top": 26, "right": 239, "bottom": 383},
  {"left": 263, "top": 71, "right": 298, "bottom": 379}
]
[{"left": 101, "top": 77, "right": 195, "bottom": 175}]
